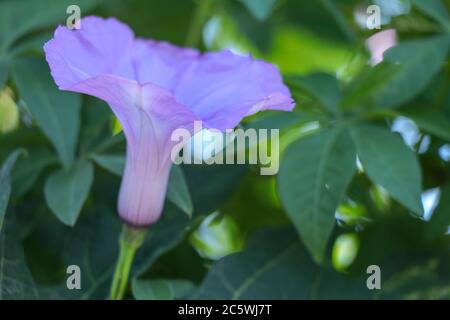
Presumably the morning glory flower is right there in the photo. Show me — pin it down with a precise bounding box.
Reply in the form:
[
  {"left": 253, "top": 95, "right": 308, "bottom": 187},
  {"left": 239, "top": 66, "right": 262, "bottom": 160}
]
[{"left": 44, "top": 16, "right": 294, "bottom": 227}]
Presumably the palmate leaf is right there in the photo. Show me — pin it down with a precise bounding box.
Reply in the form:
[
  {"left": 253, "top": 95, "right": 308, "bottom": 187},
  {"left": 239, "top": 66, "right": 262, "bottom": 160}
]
[
  {"left": 12, "top": 58, "right": 81, "bottom": 168},
  {"left": 278, "top": 128, "right": 357, "bottom": 263},
  {"left": 350, "top": 125, "right": 423, "bottom": 216}
]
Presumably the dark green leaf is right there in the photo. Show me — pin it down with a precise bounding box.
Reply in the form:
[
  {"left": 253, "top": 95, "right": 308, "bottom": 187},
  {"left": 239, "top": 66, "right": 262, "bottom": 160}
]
[
  {"left": 288, "top": 73, "right": 342, "bottom": 114},
  {"left": 402, "top": 107, "right": 450, "bottom": 142},
  {"left": 278, "top": 128, "right": 357, "bottom": 263},
  {"left": 0, "top": 150, "right": 22, "bottom": 232},
  {"left": 237, "top": 0, "right": 277, "bottom": 21},
  {"left": 166, "top": 165, "right": 193, "bottom": 218},
  {"left": 12, "top": 147, "right": 56, "bottom": 198},
  {"left": 410, "top": 0, "right": 450, "bottom": 31},
  {"left": 132, "top": 278, "right": 194, "bottom": 300},
  {"left": 351, "top": 125, "right": 423, "bottom": 216},
  {"left": 44, "top": 160, "right": 94, "bottom": 226},
  {"left": 426, "top": 184, "right": 450, "bottom": 240},
  {"left": 0, "top": 233, "right": 39, "bottom": 299},
  {"left": 378, "top": 35, "right": 450, "bottom": 108},
  {"left": 0, "top": 0, "right": 100, "bottom": 51},
  {"left": 12, "top": 57, "right": 81, "bottom": 168},
  {"left": 91, "top": 154, "right": 125, "bottom": 176},
  {"left": 194, "top": 227, "right": 370, "bottom": 299}
]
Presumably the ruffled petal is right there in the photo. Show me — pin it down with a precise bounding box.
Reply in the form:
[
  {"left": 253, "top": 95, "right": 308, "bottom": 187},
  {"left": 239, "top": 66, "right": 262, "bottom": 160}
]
[
  {"left": 132, "top": 39, "right": 199, "bottom": 89},
  {"left": 44, "top": 16, "right": 136, "bottom": 88},
  {"left": 174, "top": 51, "right": 294, "bottom": 130}
]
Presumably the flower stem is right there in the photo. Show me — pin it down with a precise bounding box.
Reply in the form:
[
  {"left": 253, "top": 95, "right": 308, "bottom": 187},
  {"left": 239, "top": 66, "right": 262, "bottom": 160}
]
[{"left": 109, "top": 224, "right": 147, "bottom": 300}]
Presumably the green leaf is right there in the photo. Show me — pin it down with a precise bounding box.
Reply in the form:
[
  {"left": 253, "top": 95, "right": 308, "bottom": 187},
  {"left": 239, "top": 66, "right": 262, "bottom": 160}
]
[
  {"left": 49, "top": 204, "right": 190, "bottom": 299},
  {"left": 410, "top": 0, "right": 450, "bottom": 31},
  {"left": 0, "top": 150, "right": 22, "bottom": 232},
  {"left": 91, "top": 154, "right": 193, "bottom": 216},
  {"left": 44, "top": 160, "right": 94, "bottom": 226},
  {"left": 237, "top": 0, "right": 277, "bottom": 21},
  {"left": 288, "top": 73, "right": 342, "bottom": 114},
  {"left": 132, "top": 278, "right": 194, "bottom": 300},
  {"left": 91, "top": 154, "right": 125, "bottom": 176},
  {"left": 194, "top": 227, "right": 371, "bottom": 299},
  {"left": 167, "top": 165, "right": 193, "bottom": 218},
  {"left": 351, "top": 125, "right": 423, "bottom": 216},
  {"left": 0, "top": 233, "right": 39, "bottom": 299},
  {"left": 12, "top": 147, "right": 56, "bottom": 198},
  {"left": 12, "top": 57, "right": 81, "bottom": 168},
  {"left": 378, "top": 35, "right": 450, "bottom": 108},
  {"left": 278, "top": 128, "right": 357, "bottom": 263},
  {"left": 402, "top": 107, "right": 450, "bottom": 142},
  {"left": 426, "top": 184, "right": 450, "bottom": 241},
  {"left": 342, "top": 63, "right": 400, "bottom": 109},
  {"left": 0, "top": 0, "right": 100, "bottom": 51}
]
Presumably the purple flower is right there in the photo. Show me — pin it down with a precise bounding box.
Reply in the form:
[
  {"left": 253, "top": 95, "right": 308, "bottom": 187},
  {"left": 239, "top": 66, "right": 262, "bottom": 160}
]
[{"left": 44, "top": 16, "right": 294, "bottom": 227}]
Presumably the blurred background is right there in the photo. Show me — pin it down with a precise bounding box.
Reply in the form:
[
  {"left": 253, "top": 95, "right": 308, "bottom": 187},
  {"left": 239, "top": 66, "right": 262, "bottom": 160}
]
[{"left": 1, "top": 0, "right": 450, "bottom": 300}]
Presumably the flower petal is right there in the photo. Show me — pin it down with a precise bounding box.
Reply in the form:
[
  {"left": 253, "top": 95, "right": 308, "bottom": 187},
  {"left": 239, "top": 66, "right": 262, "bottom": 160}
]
[
  {"left": 174, "top": 51, "right": 294, "bottom": 130},
  {"left": 44, "top": 16, "right": 136, "bottom": 89}
]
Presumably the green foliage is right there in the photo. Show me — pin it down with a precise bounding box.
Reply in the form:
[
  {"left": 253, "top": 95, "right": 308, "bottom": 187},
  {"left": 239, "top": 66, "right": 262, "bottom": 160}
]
[
  {"left": 278, "top": 128, "right": 357, "bottom": 263},
  {"left": 351, "top": 125, "right": 423, "bottom": 216},
  {"left": 1, "top": 0, "right": 450, "bottom": 301},
  {"left": 0, "top": 150, "right": 22, "bottom": 231},
  {"left": 44, "top": 161, "right": 94, "bottom": 226}
]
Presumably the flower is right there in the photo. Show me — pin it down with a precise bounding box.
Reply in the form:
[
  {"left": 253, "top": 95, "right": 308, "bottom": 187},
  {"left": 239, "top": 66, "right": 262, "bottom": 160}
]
[
  {"left": 366, "top": 29, "right": 398, "bottom": 66},
  {"left": 44, "top": 16, "right": 294, "bottom": 227}
]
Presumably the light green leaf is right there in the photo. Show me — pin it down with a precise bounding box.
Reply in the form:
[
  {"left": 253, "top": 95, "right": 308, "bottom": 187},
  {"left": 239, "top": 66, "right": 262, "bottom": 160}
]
[
  {"left": 0, "top": 0, "right": 100, "bottom": 50},
  {"left": 44, "top": 160, "right": 94, "bottom": 226},
  {"left": 238, "top": 0, "right": 277, "bottom": 21},
  {"left": 351, "top": 125, "right": 423, "bottom": 216},
  {"left": 0, "top": 150, "right": 22, "bottom": 232},
  {"left": 402, "top": 107, "right": 450, "bottom": 142},
  {"left": 278, "top": 128, "right": 357, "bottom": 263},
  {"left": 410, "top": 0, "right": 450, "bottom": 31},
  {"left": 378, "top": 35, "right": 450, "bottom": 108},
  {"left": 12, "top": 57, "right": 81, "bottom": 168},
  {"left": 132, "top": 278, "right": 194, "bottom": 300},
  {"left": 288, "top": 73, "right": 342, "bottom": 114},
  {"left": 167, "top": 165, "right": 193, "bottom": 218}
]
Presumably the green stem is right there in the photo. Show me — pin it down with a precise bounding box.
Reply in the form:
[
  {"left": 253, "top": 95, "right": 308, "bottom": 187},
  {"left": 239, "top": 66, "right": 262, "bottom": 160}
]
[
  {"left": 185, "top": 0, "right": 214, "bottom": 48},
  {"left": 109, "top": 224, "right": 147, "bottom": 300}
]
